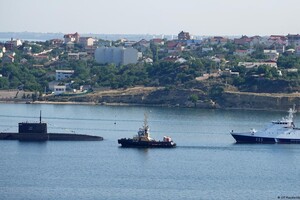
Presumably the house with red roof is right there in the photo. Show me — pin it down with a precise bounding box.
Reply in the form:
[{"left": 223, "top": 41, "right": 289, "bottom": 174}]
[
  {"left": 151, "top": 38, "right": 164, "bottom": 45},
  {"left": 63, "top": 32, "right": 80, "bottom": 43},
  {"left": 209, "top": 36, "right": 228, "bottom": 45},
  {"left": 234, "top": 36, "right": 252, "bottom": 46},
  {"left": 166, "top": 41, "right": 184, "bottom": 53},
  {"left": 178, "top": 31, "right": 191, "bottom": 40}
]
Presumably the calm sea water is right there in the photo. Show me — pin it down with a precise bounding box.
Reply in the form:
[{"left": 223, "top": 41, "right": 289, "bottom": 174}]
[{"left": 0, "top": 103, "right": 299, "bottom": 200}]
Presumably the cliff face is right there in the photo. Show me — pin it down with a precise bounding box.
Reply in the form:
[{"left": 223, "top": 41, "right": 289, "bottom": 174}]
[
  {"left": 46, "top": 87, "right": 216, "bottom": 108},
  {"left": 42, "top": 88, "right": 300, "bottom": 111},
  {"left": 220, "top": 91, "right": 300, "bottom": 111}
]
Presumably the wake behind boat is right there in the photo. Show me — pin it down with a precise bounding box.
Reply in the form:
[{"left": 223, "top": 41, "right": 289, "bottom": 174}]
[
  {"left": 118, "top": 114, "right": 176, "bottom": 148},
  {"left": 231, "top": 106, "right": 300, "bottom": 143}
]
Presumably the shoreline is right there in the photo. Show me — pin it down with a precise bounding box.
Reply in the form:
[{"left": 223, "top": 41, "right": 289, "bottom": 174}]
[
  {"left": 1, "top": 88, "right": 299, "bottom": 111},
  {"left": 0, "top": 99, "right": 293, "bottom": 112}
]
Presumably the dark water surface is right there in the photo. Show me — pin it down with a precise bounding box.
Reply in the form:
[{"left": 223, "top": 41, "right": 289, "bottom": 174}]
[{"left": 0, "top": 104, "right": 299, "bottom": 199}]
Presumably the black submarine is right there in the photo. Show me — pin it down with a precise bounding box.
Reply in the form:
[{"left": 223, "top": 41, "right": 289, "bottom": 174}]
[{"left": 0, "top": 111, "right": 103, "bottom": 141}]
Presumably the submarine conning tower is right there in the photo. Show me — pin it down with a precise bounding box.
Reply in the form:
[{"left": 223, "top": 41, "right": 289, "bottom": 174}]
[{"left": 18, "top": 110, "right": 47, "bottom": 134}]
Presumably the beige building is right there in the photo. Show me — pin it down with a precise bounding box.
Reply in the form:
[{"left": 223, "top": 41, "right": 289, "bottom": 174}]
[{"left": 79, "top": 37, "right": 94, "bottom": 47}]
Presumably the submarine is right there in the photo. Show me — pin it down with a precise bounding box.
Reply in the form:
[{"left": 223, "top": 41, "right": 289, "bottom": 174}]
[{"left": 0, "top": 111, "right": 103, "bottom": 141}]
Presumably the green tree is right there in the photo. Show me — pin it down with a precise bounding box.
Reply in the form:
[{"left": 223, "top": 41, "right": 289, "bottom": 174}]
[{"left": 189, "top": 94, "right": 199, "bottom": 107}]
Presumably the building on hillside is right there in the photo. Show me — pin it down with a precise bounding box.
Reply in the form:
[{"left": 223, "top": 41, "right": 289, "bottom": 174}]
[
  {"left": 234, "top": 36, "right": 252, "bottom": 46},
  {"left": 233, "top": 49, "right": 254, "bottom": 57},
  {"left": 286, "top": 68, "right": 298, "bottom": 73},
  {"left": 248, "top": 36, "right": 263, "bottom": 47},
  {"left": 263, "top": 50, "right": 279, "bottom": 61},
  {"left": 267, "top": 35, "right": 287, "bottom": 47},
  {"left": 202, "top": 47, "right": 213, "bottom": 52},
  {"left": 151, "top": 38, "right": 165, "bottom": 45},
  {"left": 68, "top": 52, "right": 88, "bottom": 60},
  {"left": 79, "top": 37, "right": 94, "bottom": 47},
  {"left": 49, "top": 39, "right": 64, "bottom": 46},
  {"left": 166, "top": 41, "right": 184, "bottom": 53},
  {"left": 98, "top": 40, "right": 112, "bottom": 47},
  {"left": 123, "top": 41, "right": 137, "bottom": 47},
  {"left": 209, "top": 36, "right": 228, "bottom": 45},
  {"left": 94, "top": 47, "right": 138, "bottom": 66},
  {"left": 142, "top": 57, "right": 153, "bottom": 64},
  {"left": 221, "top": 69, "right": 240, "bottom": 77},
  {"left": 178, "top": 31, "right": 191, "bottom": 40},
  {"left": 0, "top": 46, "right": 6, "bottom": 58},
  {"left": 63, "top": 32, "right": 80, "bottom": 43},
  {"left": 238, "top": 61, "right": 277, "bottom": 69},
  {"left": 133, "top": 39, "right": 150, "bottom": 52},
  {"left": 53, "top": 85, "right": 66, "bottom": 95},
  {"left": 5, "top": 38, "right": 22, "bottom": 50},
  {"left": 287, "top": 34, "right": 300, "bottom": 48},
  {"left": 55, "top": 70, "right": 75, "bottom": 81},
  {"left": 185, "top": 39, "right": 201, "bottom": 50}
]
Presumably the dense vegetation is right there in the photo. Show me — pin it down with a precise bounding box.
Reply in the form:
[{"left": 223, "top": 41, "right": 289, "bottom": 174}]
[{"left": 1, "top": 40, "right": 300, "bottom": 96}]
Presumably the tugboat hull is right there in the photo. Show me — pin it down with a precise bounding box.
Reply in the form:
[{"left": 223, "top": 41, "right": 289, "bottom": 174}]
[{"left": 118, "top": 138, "right": 176, "bottom": 148}]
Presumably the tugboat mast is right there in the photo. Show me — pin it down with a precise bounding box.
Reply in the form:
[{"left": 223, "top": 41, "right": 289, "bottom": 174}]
[{"left": 143, "top": 113, "right": 150, "bottom": 138}]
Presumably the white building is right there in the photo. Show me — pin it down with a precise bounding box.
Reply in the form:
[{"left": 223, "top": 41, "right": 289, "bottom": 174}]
[
  {"left": 263, "top": 50, "right": 279, "bottom": 61},
  {"left": 53, "top": 85, "right": 66, "bottom": 95},
  {"left": 238, "top": 62, "right": 277, "bottom": 69},
  {"left": 94, "top": 47, "right": 138, "bottom": 65},
  {"left": 56, "top": 70, "right": 74, "bottom": 81},
  {"left": 68, "top": 52, "right": 88, "bottom": 60},
  {"left": 233, "top": 49, "right": 254, "bottom": 57},
  {"left": 202, "top": 47, "right": 213, "bottom": 52}
]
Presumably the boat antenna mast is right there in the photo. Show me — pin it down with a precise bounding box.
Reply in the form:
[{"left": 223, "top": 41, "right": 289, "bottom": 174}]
[
  {"left": 40, "top": 110, "right": 42, "bottom": 123},
  {"left": 143, "top": 113, "right": 150, "bottom": 138}
]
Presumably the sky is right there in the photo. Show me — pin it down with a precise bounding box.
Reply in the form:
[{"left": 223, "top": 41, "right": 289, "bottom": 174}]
[{"left": 1, "top": 0, "right": 300, "bottom": 36}]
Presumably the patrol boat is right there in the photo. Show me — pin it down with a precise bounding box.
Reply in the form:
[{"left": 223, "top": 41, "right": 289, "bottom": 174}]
[
  {"left": 118, "top": 114, "right": 176, "bottom": 148},
  {"left": 231, "top": 106, "right": 300, "bottom": 143}
]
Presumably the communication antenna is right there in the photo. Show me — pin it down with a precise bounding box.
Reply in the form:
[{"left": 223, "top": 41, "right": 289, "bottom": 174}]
[{"left": 40, "top": 110, "right": 42, "bottom": 123}]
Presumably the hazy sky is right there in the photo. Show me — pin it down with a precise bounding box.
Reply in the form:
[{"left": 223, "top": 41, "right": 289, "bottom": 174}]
[{"left": 1, "top": 0, "right": 300, "bottom": 36}]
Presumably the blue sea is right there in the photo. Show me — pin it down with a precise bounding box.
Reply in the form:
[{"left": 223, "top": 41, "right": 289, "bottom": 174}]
[{"left": 0, "top": 103, "right": 299, "bottom": 200}]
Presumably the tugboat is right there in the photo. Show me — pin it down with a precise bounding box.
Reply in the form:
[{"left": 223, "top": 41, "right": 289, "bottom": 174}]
[
  {"left": 231, "top": 106, "right": 300, "bottom": 143},
  {"left": 0, "top": 111, "right": 103, "bottom": 141},
  {"left": 118, "top": 114, "right": 176, "bottom": 148}
]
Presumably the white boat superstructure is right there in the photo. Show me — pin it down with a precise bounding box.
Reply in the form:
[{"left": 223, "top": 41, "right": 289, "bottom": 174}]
[{"left": 231, "top": 106, "right": 300, "bottom": 143}]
